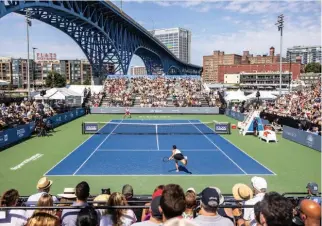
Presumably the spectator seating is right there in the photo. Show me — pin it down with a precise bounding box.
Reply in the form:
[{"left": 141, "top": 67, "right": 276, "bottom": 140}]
[{"left": 90, "top": 76, "right": 223, "bottom": 108}]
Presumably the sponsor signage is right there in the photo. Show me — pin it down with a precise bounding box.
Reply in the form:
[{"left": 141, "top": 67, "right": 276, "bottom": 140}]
[
  {"left": 214, "top": 122, "right": 231, "bottom": 134},
  {"left": 83, "top": 123, "right": 99, "bottom": 134},
  {"left": 282, "top": 126, "right": 321, "bottom": 152},
  {"left": 91, "top": 107, "right": 220, "bottom": 114},
  {"left": 37, "top": 53, "right": 57, "bottom": 61}
]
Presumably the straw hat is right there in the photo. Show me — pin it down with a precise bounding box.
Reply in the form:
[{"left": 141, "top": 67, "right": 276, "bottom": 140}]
[
  {"left": 58, "top": 188, "right": 77, "bottom": 199},
  {"left": 93, "top": 194, "right": 110, "bottom": 206},
  {"left": 37, "top": 177, "right": 53, "bottom": 190},
  {"left": 232, "top": 183, "right": 253, "bottom": 201}
]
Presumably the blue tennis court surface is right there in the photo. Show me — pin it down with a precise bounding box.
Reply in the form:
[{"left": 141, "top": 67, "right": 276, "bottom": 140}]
[{"left": 45, "top": 120, "right": 275, "bottom": 176}]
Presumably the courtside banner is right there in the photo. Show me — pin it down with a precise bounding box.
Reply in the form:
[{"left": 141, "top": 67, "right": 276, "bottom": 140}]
[
  {"left": 282, "top": 126, "right": 321, "bottom": 152},
  {"left": 83, "top": 123, "right": 99, "bottom": 134},
  {"left": 214, "top": 122, "right": 231, "bottom": 134}
]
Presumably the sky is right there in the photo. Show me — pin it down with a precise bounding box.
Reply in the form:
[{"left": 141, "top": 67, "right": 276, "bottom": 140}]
[{"left": 0, "top": 0, "right": 321, "bottom": 68}]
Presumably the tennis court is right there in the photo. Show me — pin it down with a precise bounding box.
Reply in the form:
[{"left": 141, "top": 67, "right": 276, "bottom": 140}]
[{"left": 45, "top": 120, "right": 275, "bottom": 176}]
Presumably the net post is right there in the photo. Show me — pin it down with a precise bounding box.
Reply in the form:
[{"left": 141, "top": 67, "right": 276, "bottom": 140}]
[{"left": 82, "top": 122, "right": 84, "bottom": 134}]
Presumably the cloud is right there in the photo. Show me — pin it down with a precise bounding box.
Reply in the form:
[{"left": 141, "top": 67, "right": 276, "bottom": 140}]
[{"left": 190, "top": 14, "right": 321, "bottom": 65}]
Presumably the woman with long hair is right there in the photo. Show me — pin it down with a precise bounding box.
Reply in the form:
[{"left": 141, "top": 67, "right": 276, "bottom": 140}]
[
  {"left": 26, "top": 212, "right": 60, "bottom": 226},
  {"left": 100, "top": 192, "right": 137, "bottom": 226},
  {"left": 33, "top": 193, "right": 55, "bottom": 215},
  {"left": 27, "top": 193, "right": 60, "bottom": 225},
  {"left": 0, "top": 189, "right": 27, "bottom": 226}
]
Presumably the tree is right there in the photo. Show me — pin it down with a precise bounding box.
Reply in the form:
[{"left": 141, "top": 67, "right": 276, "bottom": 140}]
[
  {"left": 45, "top": 71, "right": 66, "bottom": 88},
  {"left": 83, "top": 78, "right": 91, "bottom": 85},
  {"left": 305, "top": 62, "right": 321, "bottom": 73}
]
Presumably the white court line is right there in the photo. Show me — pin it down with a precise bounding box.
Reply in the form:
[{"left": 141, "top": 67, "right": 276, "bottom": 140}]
[
  {"left": 200, "top": 120, "right": 277, "bottom": 175},
  {"left": 96, "top": 149, "right": 221, "bottom": 152},
  {"left": 72, "top": 120, "right": 123, "bottom": 175},
  {"left": 43, "top": 120, "right": 112, "bottom": 176},
  {"left": 46, "top": 173, "right": 276, "bottom": 177},
  {"left": 156, "top": 125, "right": 159, "bottom": 150},
  {"left": 188, "top": 120, "right": 248, "bottom": 175}
]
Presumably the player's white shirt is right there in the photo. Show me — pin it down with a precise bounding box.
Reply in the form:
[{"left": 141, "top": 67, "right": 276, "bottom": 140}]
[
  {"left": 125, "top": 108, "right": 130, "bottom": 112},
  {"left": 174, "top": 149, "right": 181, "bottom": 154}
]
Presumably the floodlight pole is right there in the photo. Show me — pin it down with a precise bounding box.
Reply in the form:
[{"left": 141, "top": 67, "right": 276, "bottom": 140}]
[
  {"left": 26, "top": 9, "right": 31, "bottom": 100},
  {"left": 276, "top": 14, "right": 284, "bottom": 96}
]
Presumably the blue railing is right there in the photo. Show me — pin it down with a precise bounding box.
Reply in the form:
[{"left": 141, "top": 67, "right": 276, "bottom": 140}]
[{"left": 0, "top": 108, "right": 85, "bottom": 149}]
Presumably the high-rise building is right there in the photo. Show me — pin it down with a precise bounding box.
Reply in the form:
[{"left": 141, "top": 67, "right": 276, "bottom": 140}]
[
  {"left": 130, "top": 66, "right": 147, "bottom": 75},
  {"left": 150, "top": 27, "right": 191, "bottom": 63},
  {"left": 11, "top": 58, "right": 34, "bottom": 88},
  {"left": 0, "top": 57, "right": 12, "bottom": 85},
  {"left": 286, "top": 46, "right": 322, "bottom": 64}
]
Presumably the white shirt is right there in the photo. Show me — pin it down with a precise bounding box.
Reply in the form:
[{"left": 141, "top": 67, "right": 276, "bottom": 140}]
[
  {"left": 243, "top": 193, "right": 265, "bottom": 226},
  {"left": 0, "top": 209, "right": 27, "bottom": 226},
  {"left": 100, "top": 209, "right": 137, "bottom": 226},
  {"left": 174, "top": 149, "right": 181, "bottom": 154}
]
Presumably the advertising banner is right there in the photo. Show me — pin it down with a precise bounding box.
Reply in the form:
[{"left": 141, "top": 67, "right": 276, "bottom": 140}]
[
  {"left": 0, "top": 122, "right": 35, "bottom": 149},
  {"left": 214, "top": 122, "right": 231, "bottom": 134},
  {"left": 83, "top": 123, "right": 99, "bottom": 134},
  {"left": 91, "top": 107, "right": 219, "bottom": 114},
  {"left": 282, "top": 126, "right": 321, "bottom": 152}
]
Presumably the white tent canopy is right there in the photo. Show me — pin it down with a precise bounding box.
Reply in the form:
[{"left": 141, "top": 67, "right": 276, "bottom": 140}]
[
  {"left": 34, "top": 88, "right": 83, "bottom": 106},
  {"left": 225, "top": 89, "right": 247, "bottom": 102},
  {"left": 246, "top": 91, "right": 277, "bottom": 100},
  {"left": 0, "top": 80, "right": 9, "bottom": 86}
]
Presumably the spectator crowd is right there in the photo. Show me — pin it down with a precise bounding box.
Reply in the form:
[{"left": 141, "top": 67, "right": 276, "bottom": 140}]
[
  {"left": 261, "top": 81, "right": 321, "bottom": 134},
  {"left": 92, "top": 76, "right": 222, "bottom": 108},
  {"left": 0, "top": 176, "right": 320, "bottom": 226},
  {"left": 0, "top": 100, "right": 56, "bottom": 131}
]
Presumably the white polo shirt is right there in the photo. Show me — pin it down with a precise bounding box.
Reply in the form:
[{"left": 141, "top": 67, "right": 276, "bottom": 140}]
[{"left": 243, "top": 193, "right": 265, "bottom": 226}]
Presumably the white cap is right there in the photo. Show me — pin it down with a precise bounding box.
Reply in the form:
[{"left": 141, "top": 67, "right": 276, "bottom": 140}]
[
  {"left": 187, "top": 187, "right": 196, "bottom": 193},
  {"left": 251, "top": 176, "right": 267, "bottom": 191}
]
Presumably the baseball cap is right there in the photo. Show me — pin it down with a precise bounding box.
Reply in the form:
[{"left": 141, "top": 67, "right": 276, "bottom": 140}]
[
  {"left": 122, "top": 184, "right": 133, "bottom": 196},
  {"left": 251, "top": 176, "right": 267, "bottom": 191},
  {"left": 150, "top": 196, "right": 162, "bottom": 219},
  {"left": 306, "top": 182, "right": 319, "bottom": 195},
  {"left": 199, "top": 187, "right": 224, "bottom": 208}
]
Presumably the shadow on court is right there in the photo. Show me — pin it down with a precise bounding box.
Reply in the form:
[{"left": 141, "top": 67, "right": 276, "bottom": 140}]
[{"left": 168, "top": 166, "right": 192, "bottom": 174}]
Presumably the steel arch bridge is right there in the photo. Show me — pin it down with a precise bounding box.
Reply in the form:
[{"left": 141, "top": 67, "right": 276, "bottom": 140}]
[{"left": 0, "top": 0, "right": 202, "bottom": 84}]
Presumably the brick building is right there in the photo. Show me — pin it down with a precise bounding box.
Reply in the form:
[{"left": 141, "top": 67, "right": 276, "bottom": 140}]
[
  {"left": 202, "top": 51, "right": 242, "bottom": 82},
  {"left": 202, "top": 47, "right": 288, "bottom": 82},
  {"left": 218, "top": 63, "right": 301, "bottom": 83}
]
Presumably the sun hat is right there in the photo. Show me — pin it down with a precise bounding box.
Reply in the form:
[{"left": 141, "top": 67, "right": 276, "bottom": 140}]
[
  {"left": 251, "top": 176, "right": 267, "bottom": 191},
  {"left": 37, "top": 177, "right": 53, "bottom": 190},
  {"left": 57, "top": 188, "right": 77, "bottom": 199},
  {"left": 232, "top": 183, "right": 253, "bottom": 201}
]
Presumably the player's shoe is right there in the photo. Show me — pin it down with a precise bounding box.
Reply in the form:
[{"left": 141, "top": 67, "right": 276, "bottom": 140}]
[{"left": 176, "top": 170, "right": 179, "bottom": 172}]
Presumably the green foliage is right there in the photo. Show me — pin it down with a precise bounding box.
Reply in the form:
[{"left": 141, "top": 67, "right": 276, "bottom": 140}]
[
  {"left": 83, "top": 78, "right": 91, "bottom": 85},
  {"left": 305, "top": 62, "right": 321, "bottom": 73},
  {"left": 45, "top": 71, "right": 66, "bottom": 88}
]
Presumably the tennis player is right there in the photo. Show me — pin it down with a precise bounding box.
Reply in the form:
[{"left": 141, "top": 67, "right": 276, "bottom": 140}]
[
  {"left": 169, "top": 145, "right": 188, "bottom": 172},
  {"left": 123, "top": 107, "right": 131, "bottom": 119}
]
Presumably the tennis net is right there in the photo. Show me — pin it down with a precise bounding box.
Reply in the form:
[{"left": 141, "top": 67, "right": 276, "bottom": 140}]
[{"left": 82, "top": 121, "right": 216, "bottom": 135}]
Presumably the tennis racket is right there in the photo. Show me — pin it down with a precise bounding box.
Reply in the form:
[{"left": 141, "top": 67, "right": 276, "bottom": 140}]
[{"left": 163, "top": 157, "right": 170, "bottom": 162}]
